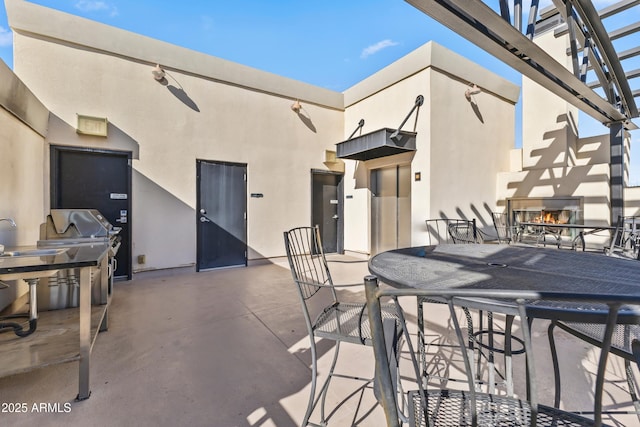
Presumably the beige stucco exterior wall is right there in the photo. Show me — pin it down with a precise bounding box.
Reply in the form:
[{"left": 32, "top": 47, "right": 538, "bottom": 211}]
[
  {"left": 0, "top": 58, "right": 49, "bottom": 310},
  {"left": 342, "top": 43, "right": 519, "bottom": 252},
  {"left": 6, "top": 0, "right": 344, "bottom": 271},
  {"left": 497, "top": 24, "right": 635, "bottom": 248},
  {"left": 4, "top": 0, "right": 520, "bottom": 275},
  {"left": 521, "top": 30, "right": 579, "bottom": 170}
]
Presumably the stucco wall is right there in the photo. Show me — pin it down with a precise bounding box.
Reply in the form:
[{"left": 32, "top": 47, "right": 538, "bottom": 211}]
[
  {"left": 428, "top": 70, "right": 514, "bottom": 233},
  {"left": 497, "top": 24, "right": 637, "bottom": 248},
  {"left": 8, "top": 0, "right": 344, "bottom": 271},
  {"left": 522, "top": 30, "right": 579, "bottom": 170},
  {"left": 0, "top": 58, "right": 49, "bottom": 310},
  {"left": 343, "top": 42, "right": 518, "bottom": 252}
]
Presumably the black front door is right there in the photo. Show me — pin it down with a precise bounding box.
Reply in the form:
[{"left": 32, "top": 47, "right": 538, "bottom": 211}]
[
  {"left": 51, "top": 147, "right": 132, "bottom": 279},
  {"left": 311, "top": 171, "right": 343, "bottom": 253},
  {"left": 196, "top": 160, "right": 247, "bottom": 270}
]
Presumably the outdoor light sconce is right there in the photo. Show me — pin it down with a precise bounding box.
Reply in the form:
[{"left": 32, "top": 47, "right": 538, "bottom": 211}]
[
  {"left": 152, "top": 64, "right": 166, "bottom": 81},
  {"left": 290, "top": 99, "right": 302, "bottom": 113},
  {"left": 390, "top": 95, "right": 424, "bottom": 142},
  {"left": 465, "top": 84, "right": 481, "bottom": 101}
]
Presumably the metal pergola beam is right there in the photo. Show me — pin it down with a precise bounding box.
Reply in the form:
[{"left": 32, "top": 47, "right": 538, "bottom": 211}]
[
  {"left": 405, "top": 0, "right": 637, "bottom": 128},
  {"left": 405, "top": 0, "right": 639, "bottom": 227}
]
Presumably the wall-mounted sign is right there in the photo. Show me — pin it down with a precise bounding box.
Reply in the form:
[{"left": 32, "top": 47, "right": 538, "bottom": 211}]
[
  {"left": 77, "top": 114, "right": 108, "bottom": 137},
  {"left": 110, "top": 193, "right": 128, "bottom": 200}
]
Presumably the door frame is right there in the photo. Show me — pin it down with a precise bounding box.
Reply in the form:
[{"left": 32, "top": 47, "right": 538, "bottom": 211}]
[
  {"left": 195, "top": 159, "right": 248, "bottom": 271},
  {"left": 50, "top": 145, "right": 133, "bottom": 279},
  {"left": 310, "top": 169, "right": 344, "bottom": 254}
]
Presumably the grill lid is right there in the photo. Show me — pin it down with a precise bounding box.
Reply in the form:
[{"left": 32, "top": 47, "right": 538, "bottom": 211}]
[{"left": 40, "top": 209, "right": 116, "bottom": 240}]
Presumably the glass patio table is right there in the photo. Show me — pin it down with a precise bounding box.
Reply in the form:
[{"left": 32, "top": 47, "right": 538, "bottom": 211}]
[{"left": 365, "top": 244, "right": 640, "bottom": 426}]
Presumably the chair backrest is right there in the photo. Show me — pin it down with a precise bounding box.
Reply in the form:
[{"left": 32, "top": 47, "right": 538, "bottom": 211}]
[
  {"left": 283, "top": 226, "right": 336, "bottom": 301},
  {"left": 426, "top": 218, "right": 478, "bottom": 244},
  {"left": 492, "top": 211, "right": 511, "bottom": 243},
  {"left": 607, "top": 216, "right": 640, "bottom": 258},
  {"left": 447, "top": 220, "right": 480, "bottom": 244}
]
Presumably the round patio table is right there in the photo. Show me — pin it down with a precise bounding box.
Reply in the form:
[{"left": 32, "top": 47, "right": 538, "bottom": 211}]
[
  {"left": 366, "top": 244, "right": 640, "bottom": 426},
  {"left": 368, "top": 244, "right": 640, "bottom": 321}
]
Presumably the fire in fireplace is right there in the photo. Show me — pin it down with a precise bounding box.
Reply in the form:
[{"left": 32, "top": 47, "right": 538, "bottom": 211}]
[{"left": 508, "top": 197, "right": 583, "bottom": 226}]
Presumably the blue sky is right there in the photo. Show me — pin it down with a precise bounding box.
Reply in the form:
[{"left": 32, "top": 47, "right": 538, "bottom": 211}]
[
  {"left": 0, "top": 0, "right": 638, "bottom": 180},
  {"left": 0, "top": 0, "right": 522, "bottom": 90}
]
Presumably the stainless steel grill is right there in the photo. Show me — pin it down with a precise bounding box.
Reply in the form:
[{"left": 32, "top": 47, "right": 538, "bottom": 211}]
[{"left": 36, "top": 209, "right": 121, "bottom": 310}]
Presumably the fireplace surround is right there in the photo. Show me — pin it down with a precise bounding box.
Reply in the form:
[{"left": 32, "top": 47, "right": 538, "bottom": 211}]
[{"left": 508, "top": 197, "right": 583, "bottom": 226}]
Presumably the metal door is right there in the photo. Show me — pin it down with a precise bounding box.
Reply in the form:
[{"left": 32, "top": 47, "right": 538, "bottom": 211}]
[
  {"left": 371, "top": 164, "right": 411, "bottom": 255},
  {"left": 51, "top": 147, "right": 132, "bottom": 279},
  {"left": 196, "top": 160, "right": 247, "bottom": 270},
  {"left": 311, "top": 171, "right": 343, "bottom": 253}
]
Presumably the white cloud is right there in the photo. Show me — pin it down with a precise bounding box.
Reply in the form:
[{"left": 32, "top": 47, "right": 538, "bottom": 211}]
[
  {"left": 0, "top": 26, "right": 12, "bottom": 47},
  {"left": 201, "top": 15, "right": 214, "bottom": 32},
  {"left": 75, "top": 1, "right": 118, "bottom": 17},
  {"left": 360, "top": 39, "right": 399, "bottom": 59}
]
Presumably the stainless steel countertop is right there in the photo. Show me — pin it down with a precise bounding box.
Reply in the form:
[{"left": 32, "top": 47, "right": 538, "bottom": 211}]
[{"left": 0, "top": 242, "right": 110, "bottom": 278}]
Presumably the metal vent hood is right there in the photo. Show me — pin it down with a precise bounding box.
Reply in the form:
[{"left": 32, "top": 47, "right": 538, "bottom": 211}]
[{"left": 335, "top": 128, "right": 417, "bottom": 161}]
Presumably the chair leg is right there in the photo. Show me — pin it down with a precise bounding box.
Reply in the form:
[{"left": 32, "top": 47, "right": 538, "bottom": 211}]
[
  {"left": 624, "top": 359, "right": 640, "bottom": 423},
  {"left": 547, "top": 321, "right": 562, "bottom": 409},
  {"left": 303, "top": 337, "right": 340, "bottom": 427},
  {"left": 463, "top": 307, "right": 478, "bottom": 391},
  {"left": 504, "top": 315, "right": 515, "bottom": 397},
  {"left": 302, "top": 337, "right": 319, "bottom": 427},
  {"left": 486, "top": 311, "right": 496, "bottom": 394},
  {"left": 417, "top": 298, "right": 427, "bottom": 388},
  {"left": 318, "top": 341, "right": 341, "bottom": 424}
]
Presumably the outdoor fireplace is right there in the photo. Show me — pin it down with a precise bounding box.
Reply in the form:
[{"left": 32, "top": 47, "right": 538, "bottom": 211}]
[{"left": 508, "top": 197, "right": 583, "bottom": 228}]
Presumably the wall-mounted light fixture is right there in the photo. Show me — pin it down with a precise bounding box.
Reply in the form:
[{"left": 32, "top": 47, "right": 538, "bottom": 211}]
[
  {"left": 414, "top": 172, "right": 421, "bottom": 181},
  {"left": 152, "top": 64, "right": 166, "bottom": 81},
  {"left": 464, "top": 84, "right": 481, "bottom": 101},
  {"left": 291, "top": 99, "right": 302, "bottom": 113}
]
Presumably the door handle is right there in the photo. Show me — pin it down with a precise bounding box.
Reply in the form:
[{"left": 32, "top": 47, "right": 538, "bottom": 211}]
[
  {"left": 200, "top": 217, "right": 211, "bottom": 223},
  {"left": 332, "top": 215, "right": 339, "bottom": 219}
]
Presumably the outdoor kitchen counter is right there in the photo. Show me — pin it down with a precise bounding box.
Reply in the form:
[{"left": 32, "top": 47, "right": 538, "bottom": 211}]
[
  {"left": 0, "top": 242, "right": 111, "bottom": 401},
  {"left": 0, "top": 242, "right": 110, "bottom": 276}
]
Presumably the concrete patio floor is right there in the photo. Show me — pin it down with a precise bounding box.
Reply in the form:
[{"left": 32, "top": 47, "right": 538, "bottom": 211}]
[{"left": 0, "top": 252, "right": 638, "bottom": 426}]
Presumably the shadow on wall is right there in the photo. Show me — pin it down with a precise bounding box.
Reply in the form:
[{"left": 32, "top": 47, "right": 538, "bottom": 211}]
[
  {"left": 467, "top": 96, "right": 484, "bottom": 123},
  {"left": 502, "top": 112, "right": 610, "bottom": 212},
  {"left": 133, "top": 168, "right": 196, "bottom": 271},
  {"left": 155, "top": 71, "right": 200, "bottom": 112},
  {"left": 436, "top": 114, "right": 610, "bottom": 234},
  {"left": 47, "top": 114, "right": 141, "bottom": 159},
  {"left": 133, "top": 169, "right": 271, "bottom": 272},
  {"left": 293, "top": 104, "right": 317, "bottom": 133}
]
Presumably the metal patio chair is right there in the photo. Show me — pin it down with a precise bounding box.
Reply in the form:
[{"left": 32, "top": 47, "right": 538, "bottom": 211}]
[
  {"left": 549, "top": 320, "right": 640, "bottom": 422},
  {"left": 447, "top": 220, "right": 482, "bottom": 244},
  {"left": 365, "top": 277, "right": 639, "bottom": 427},
  {"left": 605, "top": 216, "right": 640, "bottom": 259},
  {"left": 422, "top": 221, "right": 517, "bottom": 396},
  {"left": 492, "top": 211, "right": 517, "bottom": 244},
  {"left": 283, "top": 226, "right": 403, "bottom": 426}
]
